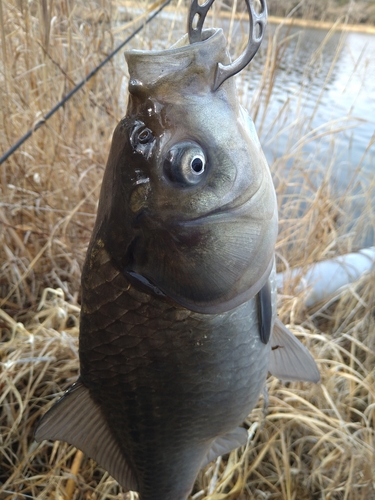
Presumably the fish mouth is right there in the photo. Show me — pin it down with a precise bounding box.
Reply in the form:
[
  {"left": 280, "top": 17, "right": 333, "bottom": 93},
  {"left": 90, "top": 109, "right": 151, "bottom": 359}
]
[{"left": 184, "top": 173, "right": 265, "bottom": 226}]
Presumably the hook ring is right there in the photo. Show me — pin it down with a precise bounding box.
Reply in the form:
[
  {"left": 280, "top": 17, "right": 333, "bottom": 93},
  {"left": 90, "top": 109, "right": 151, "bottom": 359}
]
[
  {"left": 188, "top": 0, "right": 216, "bottom": 44},
  {"left": 187, "top": 0, "right": 267, "bottom": 90},
  {"left": 214, "top": 0, "right": 267, "bottom": 90}
]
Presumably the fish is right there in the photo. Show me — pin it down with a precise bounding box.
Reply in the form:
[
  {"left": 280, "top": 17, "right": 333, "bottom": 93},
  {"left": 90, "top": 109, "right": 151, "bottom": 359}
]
[{"left": 35, "top": 3, "right": 320, "bottom": 499}]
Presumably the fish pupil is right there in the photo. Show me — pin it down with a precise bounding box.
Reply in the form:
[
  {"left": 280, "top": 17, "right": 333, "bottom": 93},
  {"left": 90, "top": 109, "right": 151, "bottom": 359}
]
[
  {"left": 138, "top": 128, "right": 152, "bottom": 144},
  {"left": 191, "top": 157, "right": 204, "bottom": 174}
]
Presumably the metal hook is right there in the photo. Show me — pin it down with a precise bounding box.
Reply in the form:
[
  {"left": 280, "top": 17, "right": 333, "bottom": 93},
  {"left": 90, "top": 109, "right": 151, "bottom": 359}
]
[
  {"left": 187, "top": 0, "right": 267, "bottom": 91},
  {"left": 188, "top": 0, "right": 216, "bottom": 44}
]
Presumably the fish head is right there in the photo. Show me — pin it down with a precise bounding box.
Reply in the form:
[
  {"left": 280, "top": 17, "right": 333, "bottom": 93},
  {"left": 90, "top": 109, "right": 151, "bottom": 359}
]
[{"left": 92, "top": 29, "right": 278, "bottom": 314}]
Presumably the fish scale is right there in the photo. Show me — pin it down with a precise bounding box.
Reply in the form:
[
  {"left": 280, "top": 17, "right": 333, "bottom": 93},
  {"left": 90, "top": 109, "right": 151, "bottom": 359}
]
[{"left": 79, "top": 243, "right": 271, "bottom": 500}]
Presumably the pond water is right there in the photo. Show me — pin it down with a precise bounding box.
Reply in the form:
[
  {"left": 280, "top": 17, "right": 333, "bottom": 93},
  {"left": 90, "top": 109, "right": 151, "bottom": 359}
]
[
  {"left": 247, "top": 23, "right": 375, "bottom": 246},
  {"left": 245, "top": 23, "right": 375, "bottom": 181}
]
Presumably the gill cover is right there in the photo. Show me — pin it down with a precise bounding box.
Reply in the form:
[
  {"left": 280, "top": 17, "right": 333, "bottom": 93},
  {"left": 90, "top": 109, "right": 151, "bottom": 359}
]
[{"left": 89, "top": 28, "right": 278, "bottom": 314}]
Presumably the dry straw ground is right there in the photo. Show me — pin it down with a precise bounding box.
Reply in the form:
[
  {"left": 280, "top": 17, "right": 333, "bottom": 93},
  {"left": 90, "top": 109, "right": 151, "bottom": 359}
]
[{"left": 1, "top": 1, "right": 375, "bottom": 499}]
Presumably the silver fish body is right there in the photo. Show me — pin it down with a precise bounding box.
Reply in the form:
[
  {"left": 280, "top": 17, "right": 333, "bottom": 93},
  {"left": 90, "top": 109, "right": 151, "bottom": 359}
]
[
  {"left": 35, "top": 24, "right": 319, "bottom": 500},
  {"left": 79, "top": 244, "right": 275, "bottom": 499}
]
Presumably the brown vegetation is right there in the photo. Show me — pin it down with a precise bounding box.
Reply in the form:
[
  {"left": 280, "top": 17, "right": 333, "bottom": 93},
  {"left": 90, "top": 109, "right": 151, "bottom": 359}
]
[
  {"left": 267, "top": 0, "right": 375, "bottom": 25},
  {"left": 1, "top": 1, "right": 374, "bottom": 499}
]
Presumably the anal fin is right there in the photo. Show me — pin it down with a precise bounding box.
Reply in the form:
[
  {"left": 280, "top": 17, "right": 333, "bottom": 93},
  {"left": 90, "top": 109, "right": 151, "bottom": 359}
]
[
  {"left": 35, "top": 380, "right": 137, "bottom": 491},
  {"left": 269, "top": 319, "right": 320, "bottom": 383},
  {"left": 200, "top": 427, "right": 248, "bottom": 469}
]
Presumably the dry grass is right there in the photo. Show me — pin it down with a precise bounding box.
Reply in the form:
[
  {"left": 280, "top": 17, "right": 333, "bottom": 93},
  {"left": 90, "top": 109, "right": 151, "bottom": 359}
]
[{"left": 1, "top": 1, "right": 374, "bottom": 499}]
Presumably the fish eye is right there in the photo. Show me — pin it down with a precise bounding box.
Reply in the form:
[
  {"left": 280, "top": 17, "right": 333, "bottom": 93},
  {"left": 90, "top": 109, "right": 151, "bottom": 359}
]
[
  {"left": 163, "top": 142, "right": 207, "bottom": 187},
  {"left": 130, "top": 121, "right": 156, "bottom": 159}
]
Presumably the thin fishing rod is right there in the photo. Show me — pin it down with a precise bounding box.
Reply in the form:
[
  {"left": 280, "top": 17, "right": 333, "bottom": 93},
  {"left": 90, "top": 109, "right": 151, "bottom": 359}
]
[{"left": 0, "top": 0, "right": 173, "bottom": 165}]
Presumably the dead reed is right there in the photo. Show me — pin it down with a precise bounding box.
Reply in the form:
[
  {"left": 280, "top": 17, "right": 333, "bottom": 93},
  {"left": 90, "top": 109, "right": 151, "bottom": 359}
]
[{"left": 1, "top": 1, "right": 374, "bottom": 499}]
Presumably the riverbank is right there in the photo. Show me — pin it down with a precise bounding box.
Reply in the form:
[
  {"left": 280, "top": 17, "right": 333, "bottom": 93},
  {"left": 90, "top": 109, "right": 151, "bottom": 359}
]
[
  {"left": 204, "top": 6, "right": 375, "bottom": 34},
  {"left": 125, "top": 2, "right": 375, "bottom": 35},
  {"left": 268, "top": 14, "right": 375, "bottom": 34}
]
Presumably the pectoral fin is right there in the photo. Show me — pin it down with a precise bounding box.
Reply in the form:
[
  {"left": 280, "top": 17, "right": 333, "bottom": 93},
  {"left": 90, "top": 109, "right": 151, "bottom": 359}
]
[
  {"left": 257, "top": 281, "right": 272, "bottom": 344},
  {"left": 200, "top": 427, "right": 248, "bottom": 469},
  {"left": 269, "top": 319, "right": 320, "bottom": 383},
  {"left": 35, "top": 380, "right": 137, "bottom": 491}
]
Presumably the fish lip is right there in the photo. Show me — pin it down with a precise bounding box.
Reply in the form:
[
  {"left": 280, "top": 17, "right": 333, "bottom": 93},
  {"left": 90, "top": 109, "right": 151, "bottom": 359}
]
[{"left": 125, "top": 28, "right": 222, "bottom": 59}]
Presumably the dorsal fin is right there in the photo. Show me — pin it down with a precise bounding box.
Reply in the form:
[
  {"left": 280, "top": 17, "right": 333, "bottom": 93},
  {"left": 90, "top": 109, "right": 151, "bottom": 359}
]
[
  {"left": 269, "top": 319, "right": 320, "bottom": 383},
  {"left": 35, "top": 380, "right": 137, "bottom": 491},
  {"left": 200, "top": 427, "right": 248, "bottom": 469}
]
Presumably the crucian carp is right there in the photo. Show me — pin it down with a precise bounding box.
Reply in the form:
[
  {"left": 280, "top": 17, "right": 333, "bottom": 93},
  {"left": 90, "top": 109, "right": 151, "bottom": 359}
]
[{"left": 35, "top": 1, "right": 320, "bottom": 499}]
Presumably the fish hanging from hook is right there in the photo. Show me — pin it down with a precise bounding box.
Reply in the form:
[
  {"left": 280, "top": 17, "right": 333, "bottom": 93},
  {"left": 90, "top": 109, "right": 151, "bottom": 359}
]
[{"left": 35, "top": 2, "right": 319, "bottom": 500}]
